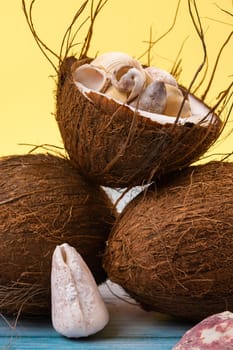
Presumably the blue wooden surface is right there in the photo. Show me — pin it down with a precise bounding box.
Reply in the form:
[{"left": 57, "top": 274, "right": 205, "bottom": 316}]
[{"left": 0, "top": 282, "right": 193, "bottom": 350}]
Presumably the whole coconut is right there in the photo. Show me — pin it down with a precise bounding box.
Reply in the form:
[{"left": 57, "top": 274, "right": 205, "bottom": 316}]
[
  {"left": 56, "top": 55, "right": 222, "bottom": 188},
  {"left": 103, "top": 161, "right": 233, "bottom": 321},
  {"left": 0, "top": 153, "right": 115, "bottom": 315}
]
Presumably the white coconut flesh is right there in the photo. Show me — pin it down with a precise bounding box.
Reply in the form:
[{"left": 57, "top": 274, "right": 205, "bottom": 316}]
[
  {"left": 72, "top": 52, "right": 217, "bottom": 127},
  {"left": 75, "top": 82, "right": 216, "bottom": 127}
]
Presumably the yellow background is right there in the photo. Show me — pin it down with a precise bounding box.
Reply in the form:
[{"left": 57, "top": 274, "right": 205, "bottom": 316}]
[{"left": 0, "top": 0, "right": 232, "bottom": 159}]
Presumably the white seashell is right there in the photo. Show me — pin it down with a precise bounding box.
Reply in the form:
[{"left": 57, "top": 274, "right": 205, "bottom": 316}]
[
  {"left": 51, "top": 243, "right": 109, "bottom": 338},
  {"left": 105, "top": 85, "right": 128, "bottom": 103},
  {"left": 164, "top": 84, "right": 191, "bottom": 118},
  {"left": 72, "top": 63, "right": 110, "bottom": 92},
  {"left": 111, "top": 66, "right": 146, "bottom": 102},
  {"left": 145, "top": 67, "right": 178, "bottom": 87},
  {"left": 91, "top": 51, "right": 143, "bottom": 74},
  {"left": 130, "top": 81, "right": 167, "bottom": 114}
]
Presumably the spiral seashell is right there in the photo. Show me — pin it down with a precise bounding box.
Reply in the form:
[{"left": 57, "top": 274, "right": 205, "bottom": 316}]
[
  {"left": 91, "top": 51, "right": 143, "bottom": 74},
  {"left": 164, "top": 84, "right": 191, "bottom": 117},
  {"left": 111, "top": 66, "right": 146, "bottom": 102},
  {"left": 130, "top": 81, "right": 167, "bottom": 114},
  {"left": 145, "top": 67, "right": 178, "bottom": 87},
  {"left": 72, "top": 63, "right": 110, "bottom": 92}
]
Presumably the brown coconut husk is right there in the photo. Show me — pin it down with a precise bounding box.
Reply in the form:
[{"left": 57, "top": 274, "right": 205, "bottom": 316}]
[
  {"left": 56, "top": 56, "right": 223, "bottom": 188},
  {"left": 103, "top": 161, "right": 233, "bottom": 321},
  {"left": 0, "top": 153, "right": 116, "bottom": 316},
  {"left": 22, "top": 0, "right": 232, "bottom": 188}
]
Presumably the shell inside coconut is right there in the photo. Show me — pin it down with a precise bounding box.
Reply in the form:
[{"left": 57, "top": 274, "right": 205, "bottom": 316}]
[
  {"left": 56, "top": 52, "right": 222, "bottom": 188},
  {"left": 0, "top": 153, "right": 116, "bottom": 316},
  {"left": 103, "top": 161, "right": 233, "bottom": 321}
]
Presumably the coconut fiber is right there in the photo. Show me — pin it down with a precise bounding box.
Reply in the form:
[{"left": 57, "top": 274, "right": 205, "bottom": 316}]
[
  {"left": 103, "top": 161, "right": 233, "bottom": 321},
  {"left": 0, "top": 153, "right": 115, "bottom": 315}
]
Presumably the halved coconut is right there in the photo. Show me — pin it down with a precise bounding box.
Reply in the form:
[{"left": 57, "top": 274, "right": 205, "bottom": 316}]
[{"left": 56, "top": 56, "right": 222, "bottom": 188}]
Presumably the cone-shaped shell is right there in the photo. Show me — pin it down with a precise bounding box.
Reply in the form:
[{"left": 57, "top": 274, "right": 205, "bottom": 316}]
[
  {"left": 0, "top": 153, "right": 115, "bottom": 315},
  {"left": 103, "top": 161, "right": 233, "bottom": 321},
  {"left": 56, "top": 56, "right": 222, "bottom": 188},
  {"left": 51, "top": 243, "right": 109, "bottom": 338}
]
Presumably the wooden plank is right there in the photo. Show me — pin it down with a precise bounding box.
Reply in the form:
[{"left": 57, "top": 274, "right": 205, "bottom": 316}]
[
  {"left": 0, "top": 281, "right": 191, "bottom": 349},
  {"left": 0, "top": 336, "right": 180, "bottom": 350}
]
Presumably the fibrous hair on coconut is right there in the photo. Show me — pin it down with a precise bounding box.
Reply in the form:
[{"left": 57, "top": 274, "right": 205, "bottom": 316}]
[
  {"left": 0, "top": 153, "right": 116, "bottom": 316},
  {"left": 22, "top": 0, "right": 232, "bottom": 188},
  {"left": 103, "top": 160, "right": 233, "bottom": 321}
]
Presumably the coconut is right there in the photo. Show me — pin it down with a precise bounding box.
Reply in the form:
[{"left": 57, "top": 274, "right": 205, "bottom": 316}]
[
  {"left": 56, "top": 55, "right": 222, "bottom": 188},
  {"left": 0, "top": 153, "right": 116, "bottom": 316},
  {"left": 103, "top": 161, "right": 233, "bottom": 321}
]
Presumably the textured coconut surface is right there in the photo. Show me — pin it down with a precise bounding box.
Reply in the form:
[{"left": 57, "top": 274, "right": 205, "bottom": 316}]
[
  {"left": 103, "top": 161, "right": 233, "bottom": 321},
  {"left": 0, "top": 281, "right": 192, "bottom": 349},
  {"left": 0, "top": 153, "right": 116, "bottom": 315}
]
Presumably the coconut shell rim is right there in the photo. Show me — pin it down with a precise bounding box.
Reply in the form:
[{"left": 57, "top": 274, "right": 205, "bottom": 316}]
[{"left": 71, "top": 55, "right": 221, "bottom": 128}]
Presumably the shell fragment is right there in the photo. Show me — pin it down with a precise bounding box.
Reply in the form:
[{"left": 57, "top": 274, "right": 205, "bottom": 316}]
[
  {"left": 51, "top": 243, "right": 109, "bottom": 338},
  {"left": 173, "top": 311, "right": 233, "bottom": 349}
]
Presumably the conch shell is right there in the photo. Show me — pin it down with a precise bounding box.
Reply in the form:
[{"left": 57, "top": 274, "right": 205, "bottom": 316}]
[{"left": 51, "top": 243, "right": 109, "bottom": 338}]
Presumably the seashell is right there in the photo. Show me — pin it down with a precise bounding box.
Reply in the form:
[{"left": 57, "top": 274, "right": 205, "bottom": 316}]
[
  {"left": 145, "top": 67, "right": 178, "bottom": 87},
  {"left": 111, "top": 66, "right": 146, "bottom": 102},
  {"left": 72, "top": 63, "right": 110, "bottom": 92},
  {"left": 51, "top": 243, "right": 109, "bottom": 338},
  {"left": 91, "top": 51, "right": 143, "bottom": 74},
  {"left": 163, "top": 84, "right": 191, "bottom": 118},
  {"left": 130, "top": 81, "right": 167, "bottom": 114},
  {"left": 105, "top": 85, "right": 128, "bottom": 103},
  {"left": 173, "top": 311, "right": 233, "bottom": 349}
]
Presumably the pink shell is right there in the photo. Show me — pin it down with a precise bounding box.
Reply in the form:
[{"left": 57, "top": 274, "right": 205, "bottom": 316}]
[{"left": 173, "top": 311, "right": 233, "bottom": 350}]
